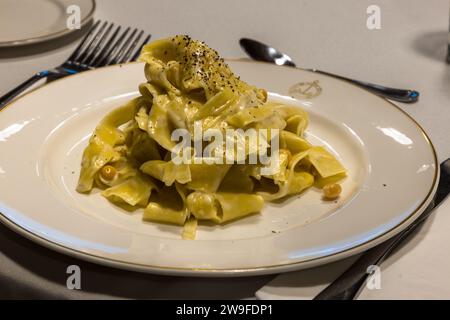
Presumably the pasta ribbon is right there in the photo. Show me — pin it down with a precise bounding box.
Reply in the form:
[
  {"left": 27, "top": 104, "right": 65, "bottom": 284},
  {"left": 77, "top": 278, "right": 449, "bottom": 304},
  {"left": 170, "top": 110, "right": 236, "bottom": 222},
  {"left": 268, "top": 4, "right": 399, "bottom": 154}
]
[{"left": 77, "top": 36, "right": 346, "bottom": 239}]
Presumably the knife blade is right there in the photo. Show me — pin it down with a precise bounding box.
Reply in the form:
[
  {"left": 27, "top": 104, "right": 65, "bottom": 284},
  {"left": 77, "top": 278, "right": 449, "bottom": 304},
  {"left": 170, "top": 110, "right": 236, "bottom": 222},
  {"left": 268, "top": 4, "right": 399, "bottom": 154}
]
[{"left": 314, "top": 158, "right": 450, "bottom": 300}]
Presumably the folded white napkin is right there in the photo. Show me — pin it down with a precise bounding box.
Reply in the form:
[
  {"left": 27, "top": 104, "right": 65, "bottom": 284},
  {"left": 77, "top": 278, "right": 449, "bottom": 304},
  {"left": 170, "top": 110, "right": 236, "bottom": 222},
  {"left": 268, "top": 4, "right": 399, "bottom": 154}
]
[{"left": 256, "top": 197, "right": 450, "bottom": 300}]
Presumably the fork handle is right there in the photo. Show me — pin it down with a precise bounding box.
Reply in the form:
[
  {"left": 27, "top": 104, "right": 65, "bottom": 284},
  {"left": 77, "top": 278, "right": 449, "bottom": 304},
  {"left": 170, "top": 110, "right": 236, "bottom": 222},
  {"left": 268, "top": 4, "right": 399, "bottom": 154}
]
[{"left": 0, "top": 71, "right": 50, "bottom": 111}]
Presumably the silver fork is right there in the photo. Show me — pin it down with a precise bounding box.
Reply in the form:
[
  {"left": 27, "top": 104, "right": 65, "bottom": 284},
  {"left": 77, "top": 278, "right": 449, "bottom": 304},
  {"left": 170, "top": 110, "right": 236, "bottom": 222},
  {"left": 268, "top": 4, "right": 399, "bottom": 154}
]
[{"left": 0, "top": 21, "right": 151, "bottom": 110}]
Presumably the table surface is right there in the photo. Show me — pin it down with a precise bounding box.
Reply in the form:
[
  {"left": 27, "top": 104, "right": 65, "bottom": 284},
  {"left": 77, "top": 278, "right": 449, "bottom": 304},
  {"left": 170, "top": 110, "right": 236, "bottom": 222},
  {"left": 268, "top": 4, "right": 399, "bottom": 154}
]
[{"left": 0, "top": 0, "right": 449, "bottom": 299}]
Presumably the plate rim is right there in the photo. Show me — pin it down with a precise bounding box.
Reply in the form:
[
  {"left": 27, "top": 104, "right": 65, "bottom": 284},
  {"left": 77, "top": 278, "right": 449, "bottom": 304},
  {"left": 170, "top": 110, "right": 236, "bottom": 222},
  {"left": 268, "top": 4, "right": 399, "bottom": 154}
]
[
  {"left": 0, "top": 0, "right": 96, "bottom": 47},
  {"left": 0, "top": 60, "right": 439, "bottom": 276}
]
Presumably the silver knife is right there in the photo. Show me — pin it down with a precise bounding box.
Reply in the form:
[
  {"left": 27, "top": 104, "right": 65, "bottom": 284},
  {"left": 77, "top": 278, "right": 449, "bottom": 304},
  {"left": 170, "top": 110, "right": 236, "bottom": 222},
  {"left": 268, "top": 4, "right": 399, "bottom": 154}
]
[{"left": 314, "top": 158, "right": 450, "bottom": 300}]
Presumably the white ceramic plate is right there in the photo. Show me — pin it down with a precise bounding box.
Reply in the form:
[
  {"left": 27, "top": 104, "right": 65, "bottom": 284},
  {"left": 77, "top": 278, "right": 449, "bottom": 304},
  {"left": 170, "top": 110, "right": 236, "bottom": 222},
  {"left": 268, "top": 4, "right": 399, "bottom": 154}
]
[
  {"left": 0, "top": 61, "right": 438, "bottom": 276},
  {"left": 0, "top": 0, "right": 95, "bottom": 47}
]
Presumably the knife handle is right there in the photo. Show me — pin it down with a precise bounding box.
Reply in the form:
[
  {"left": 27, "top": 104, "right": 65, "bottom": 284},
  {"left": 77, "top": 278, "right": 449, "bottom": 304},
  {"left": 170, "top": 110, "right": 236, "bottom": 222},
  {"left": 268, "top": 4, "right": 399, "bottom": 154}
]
[
  {"left": 314, "top": 159, "right": 450, "bottom": 300},
  {"left": 313, "top": 220, "right": 426, "bottom": 300}
]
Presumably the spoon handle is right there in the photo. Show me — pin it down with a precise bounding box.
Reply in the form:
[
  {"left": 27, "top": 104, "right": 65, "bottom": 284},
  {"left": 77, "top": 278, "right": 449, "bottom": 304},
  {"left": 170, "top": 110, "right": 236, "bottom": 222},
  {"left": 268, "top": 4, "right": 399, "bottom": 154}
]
[{"left": 309, "top": 69, "right": 419, "bottom": 103}]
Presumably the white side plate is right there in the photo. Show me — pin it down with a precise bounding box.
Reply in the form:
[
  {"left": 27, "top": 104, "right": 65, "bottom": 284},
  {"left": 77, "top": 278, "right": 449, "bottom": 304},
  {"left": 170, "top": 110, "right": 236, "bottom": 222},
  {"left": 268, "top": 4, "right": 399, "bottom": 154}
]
[{"left": 0, "top": 0, "right": 95, "bottom": 47}]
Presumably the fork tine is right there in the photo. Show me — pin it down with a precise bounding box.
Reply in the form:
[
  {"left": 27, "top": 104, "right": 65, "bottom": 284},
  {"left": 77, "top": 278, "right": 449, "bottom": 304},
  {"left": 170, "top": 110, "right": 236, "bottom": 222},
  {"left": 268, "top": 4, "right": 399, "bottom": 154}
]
[
  {"left": 98, "top": 27, "right": 131, "bottom": 67},
  {"left": 131, "top": 34, "right": 151, "bottom": 62},
  {"left": 75, "top": 21, "right": 109, "bottom": 65},
  {"left": 72, "top": 21, "right": 108, "bottom": 65},
  {"left": 72, "top": 22, "right": 107, "bottom": 65},
  {"left": 66, "top": 20, "right": 101, "bottom": 63},
  {"left": 92, "top": 25, "right": 122, "bottom": 67},
  {"left": 81, "top": 22, "right": 114, "bottom": 66},
  {"left": 109, "top": 28, "right": 137, "bottom": 65},
  {"left": 118, "top": 30, "right": 144, "bottom": 64}
]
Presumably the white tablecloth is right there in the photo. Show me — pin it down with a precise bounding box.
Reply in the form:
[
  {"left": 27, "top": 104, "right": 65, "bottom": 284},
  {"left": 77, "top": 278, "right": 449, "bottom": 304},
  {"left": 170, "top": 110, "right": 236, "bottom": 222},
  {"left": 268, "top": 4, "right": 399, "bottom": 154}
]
[{"left": 0, "top": 0, "right": 449, "bottom": 299}]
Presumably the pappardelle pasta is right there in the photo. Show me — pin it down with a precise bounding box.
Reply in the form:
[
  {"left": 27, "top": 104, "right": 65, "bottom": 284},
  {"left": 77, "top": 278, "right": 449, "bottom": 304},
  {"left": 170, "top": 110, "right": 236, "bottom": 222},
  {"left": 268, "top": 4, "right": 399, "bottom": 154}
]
[{"left": 77, "top": 35, "right": 346, "bottom": 239}]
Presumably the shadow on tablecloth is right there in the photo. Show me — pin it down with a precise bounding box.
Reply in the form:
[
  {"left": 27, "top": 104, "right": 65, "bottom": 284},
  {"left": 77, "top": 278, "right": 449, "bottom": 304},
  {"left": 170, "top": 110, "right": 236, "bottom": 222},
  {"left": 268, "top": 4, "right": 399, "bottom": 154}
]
[{"left": 0, "top": 222, "right": 272, "bottom": 299}]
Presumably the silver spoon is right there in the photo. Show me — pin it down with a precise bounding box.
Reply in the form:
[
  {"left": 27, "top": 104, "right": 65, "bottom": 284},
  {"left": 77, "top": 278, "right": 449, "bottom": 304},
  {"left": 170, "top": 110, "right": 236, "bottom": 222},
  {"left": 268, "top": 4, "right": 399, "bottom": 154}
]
[{"left": 239, "top": 38, "right": 419, "bottom": 103}]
